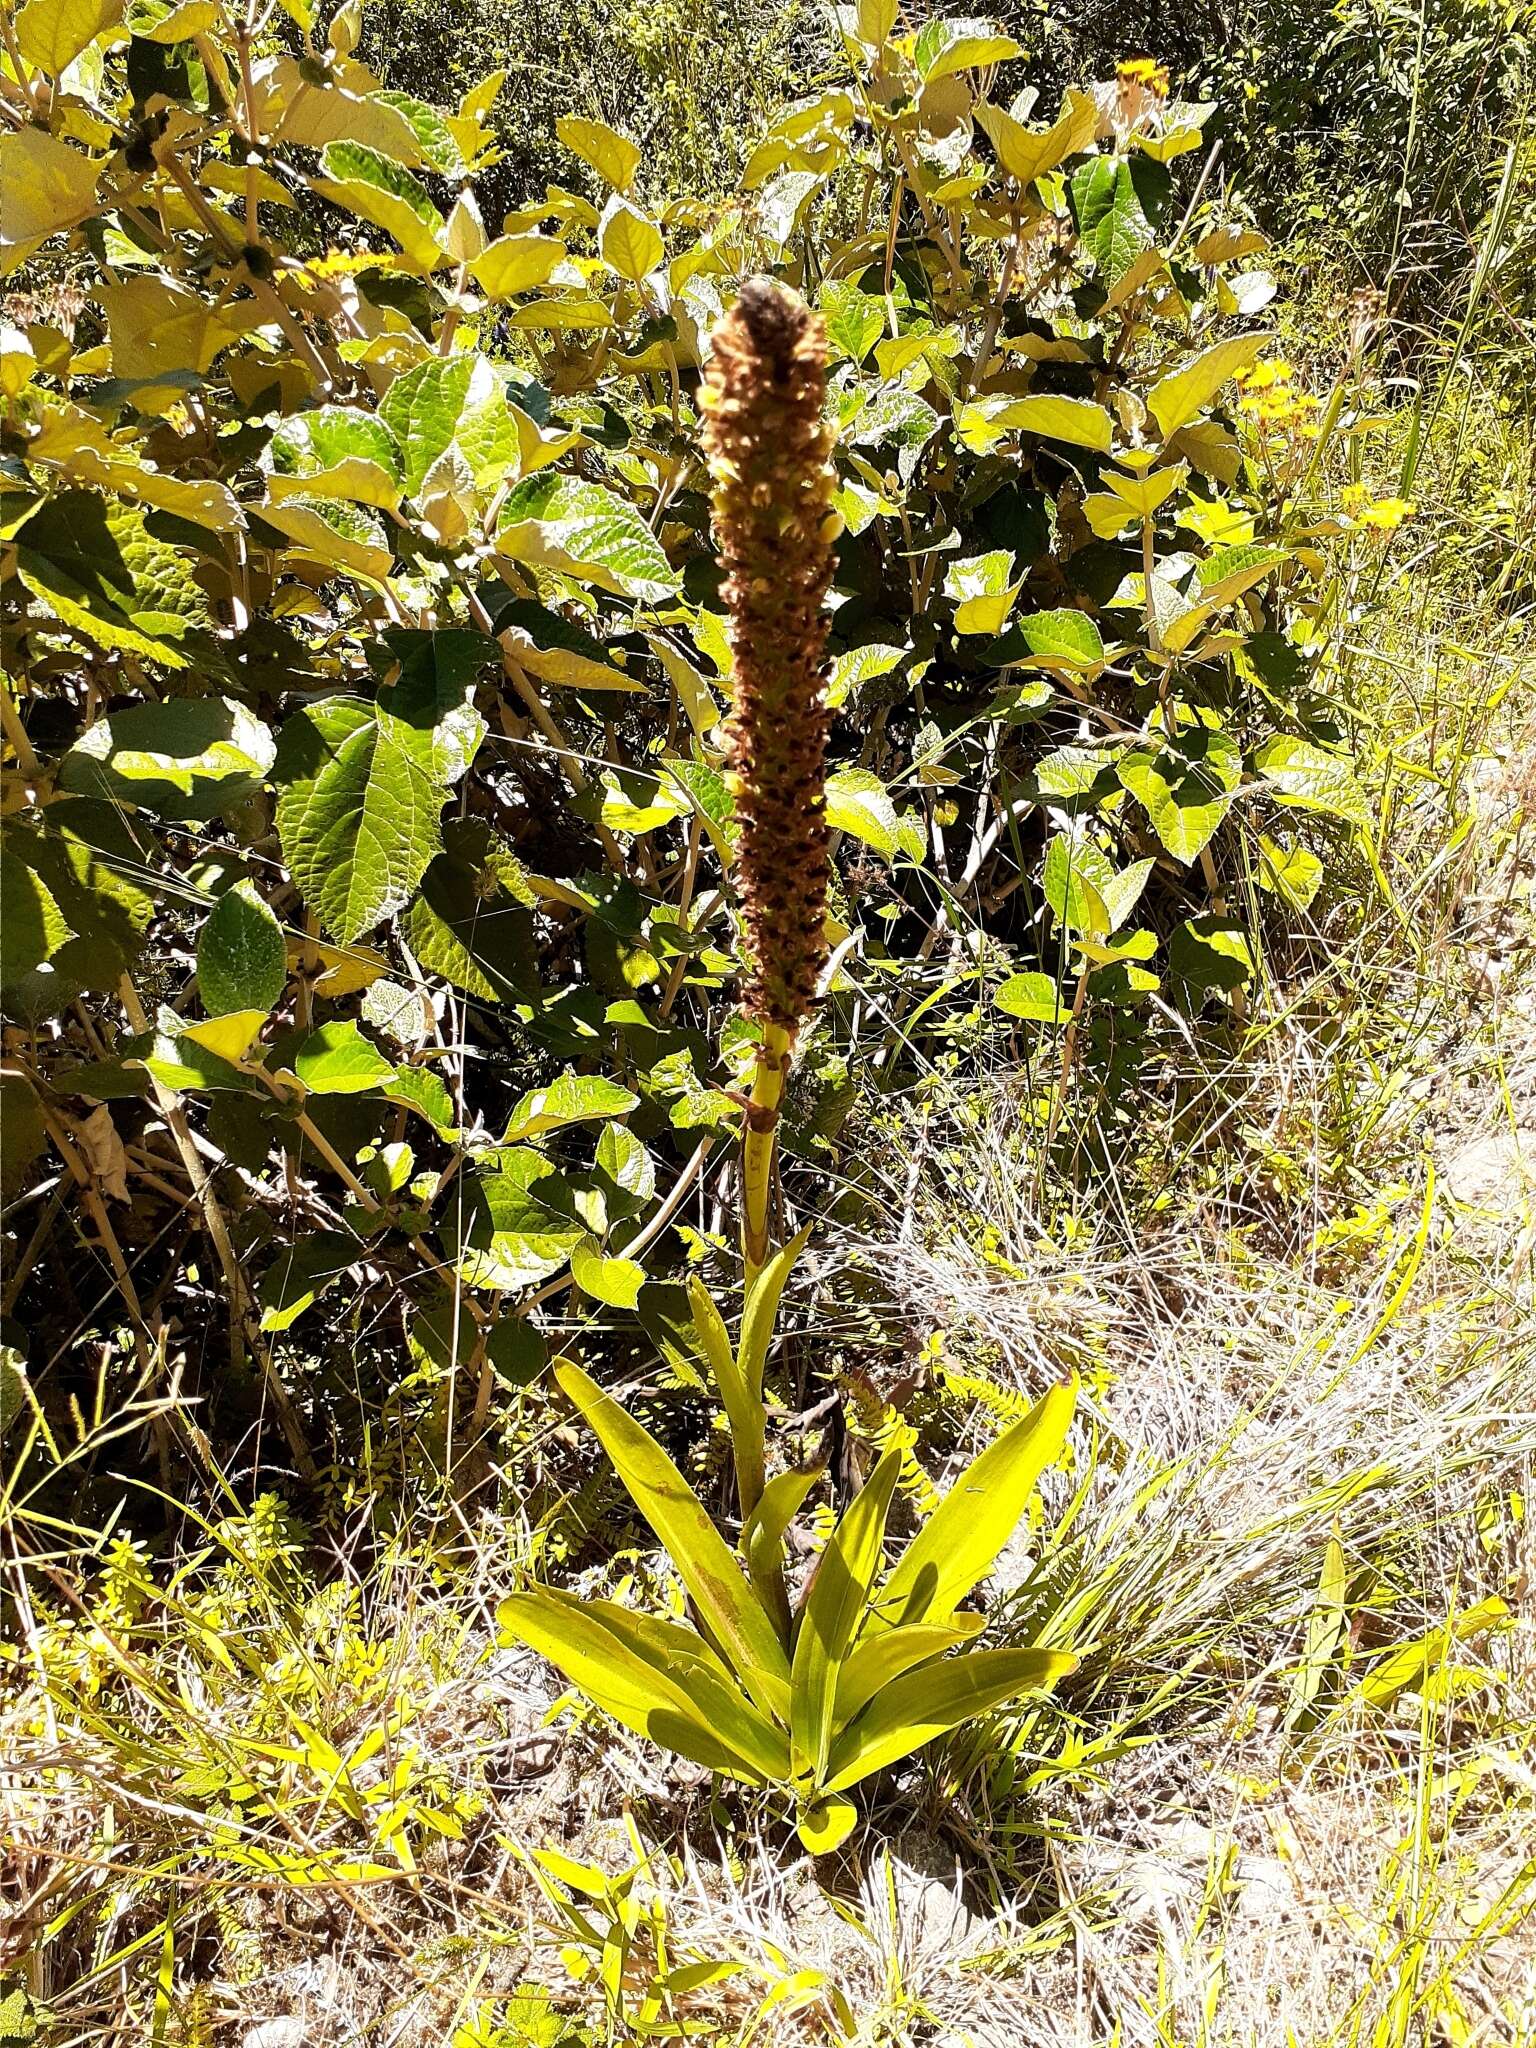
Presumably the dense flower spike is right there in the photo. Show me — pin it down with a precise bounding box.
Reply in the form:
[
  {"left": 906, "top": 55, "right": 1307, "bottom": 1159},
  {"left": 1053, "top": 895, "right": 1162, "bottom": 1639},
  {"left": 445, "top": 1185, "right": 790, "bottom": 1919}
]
[{"left": 702, "top": 277, "right": 838, "bottom": 1033}]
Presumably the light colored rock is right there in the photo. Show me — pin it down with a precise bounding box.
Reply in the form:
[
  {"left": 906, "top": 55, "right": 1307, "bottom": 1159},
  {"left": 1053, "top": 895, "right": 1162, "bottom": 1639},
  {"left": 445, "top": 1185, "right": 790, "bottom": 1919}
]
[{"left": 1443, "top": 1130, "right": 1536, "bottom": 1210}]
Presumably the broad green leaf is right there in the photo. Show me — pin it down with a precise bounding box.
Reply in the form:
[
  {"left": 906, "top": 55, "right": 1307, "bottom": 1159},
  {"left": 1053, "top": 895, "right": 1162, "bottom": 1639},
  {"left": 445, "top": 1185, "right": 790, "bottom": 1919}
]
[
  {"left": 975, "top": 91, "right": 1097, "bottom": 185},
  {"left": 955, "top": 392, "right": 1114, "bottom": 455},
  {"left": 273, "top": 696, "right": 442, "bottom": 943},
  {"left": 1117, "top": 729, "right": 1241, "bottom": 863},
  {"left": 1148, "top": 333, "right": 1270, "bottom": 440},
  {"left": 913, "top": 17, "right": 1022, "bottom": 80},
  {"left": 0, "top": 804, "right": 152, "bottom": 1015},
  {"left": 498, "top": 475, "right": 677, "bottom": 602},
  {"left": 467, "top": 233, "right": 566, "bottom": 299},
  {"left": 378, "top": 353, "right": 519, "bottom": 496},
  {"left": 259, "top": 496, "right": 394, "bottom": 581},
  {"left": 823, "top": 1646, "right": 1077, "bottom": 1794},
  {"left": 0, "top": 129, "right": 100, "bottom": 270},
  {"left": 131, "top": 1006, "right": 261, "bottom": 1096},
  {"left": 1017, "top": 608, "right": 1106, "bottom": 670},
  {"left": 259, "top": 1231, "right": 359, "bottom": 1333},
  {"left": 198, "top": 882, "right": 286, "bottom": 1018},
  {"left": 314, "top": 142, "right": 446, "bottom": 272},
  {"left": 1257, "top": 834, "right": 1324, "bottom": 912},
  {"left": 29, "top": 400, "right": 244, "bottom": 531},
  {"left": 993, "top": 971, "right": 1065, "bottom": 1024},
  {"left": 1251, "top": 736, "right": 1370, "bottom": 828},
  {"left": 502, "top": 1069, "right": 639, "bottom": 1142},
  {"left": 820, "top": 279, "right": 886, "bottom": 365},
  {"left": 595, "top": 1121, "right": 654, "bottom": 1212},
  {"left": 853, "top": 0, "right": 897, "bottom": 43},
  {"left": 945, "top": 550, "right": 1022, "bottom": 635},
  {"left": 570, "top": 1236, "right": 645, "bottom": 1309},
  {"left": 372, "top": 89, "right": 466, "bottom": 176},
  {"left": 791, "top": 1448, "right": 901, "bottom": 1779},
  {"left": 827, "top": 642, "right": 905, "bottom": 708},
  {"left": 556, "top": 114, "right": 641, "bottom": 193},
  {"left": 1196, "top": 541, "right": 1287, "bottom": 604},
  {"left": 1, "top": 843, "right": 75, "bottom": 985},
  {"left": 497, "top": 1588, "right": 774, "bottom": 1783},
  {"left": 871, "top": 1378, "right": 1076, "bottom": 1633},
  {"left": 554, "top": 1358, "right": 792, "bottom": 1717},
  {"left": 383, "top": 1064, "right": 458, "bottom": 1135},
  {"left": 61, "top": 697, "right": 273, "bottom": 821},
  {"left": 404, "top": 818, "right": 538, "bottom": 1003},
  {"left": 832, "top": 1618, "right": 985, "bottom": 1731},
  {"left": 267, "top": 405, "right": 404, "bottom": 509},
  {"left": 449, "top": 1149, "right": 583, "bottom": 1289},
  {"left": 294, "top": 1020, "right": 395, "bottom": 1094},
  {"left": 1042, "top": 833, "right": 1110, "bottom": 936},
  {"left": 1069, "top": 156, "right": 1153, "bottom": 286},
  {"left": 16, "top": 0, "right": 122, "bottom": 74},
  {"left": 265, "top": 60, "right": 425, "bottom": 161},
  {"left": 825, "top": 767, "right": 902, "bottom": 858},
  {"left": 17, "top": 494, "right": 210, "bottom": 666},
  {"left": 1168, "top": 914, "right": 1254, "bottom": 991},
  {"left": 598, "top": 195, "right": 663, "bottom": 282},
  {"left": 1104, "top": 462, "right": 1187, "bottom": 518}
]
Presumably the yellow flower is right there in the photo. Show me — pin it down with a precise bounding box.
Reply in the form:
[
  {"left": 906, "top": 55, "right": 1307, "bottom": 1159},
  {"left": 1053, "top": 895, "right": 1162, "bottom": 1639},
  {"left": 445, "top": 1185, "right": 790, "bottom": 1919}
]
[
  {"left": 1354, "top": 496, "right": 1417, "bottom": 531},
  {"left": 1340, "top": 482, "right": 1370, "bottom": 511},
  {"left": 1117, "top": 56, "right": 1170, "bottom": 95}
]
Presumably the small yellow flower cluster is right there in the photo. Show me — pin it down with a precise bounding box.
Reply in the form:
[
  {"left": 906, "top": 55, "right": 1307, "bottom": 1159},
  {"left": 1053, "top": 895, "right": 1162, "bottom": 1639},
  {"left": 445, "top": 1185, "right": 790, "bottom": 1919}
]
[
  {"left": 1236, "top": 358, "right": 1322, "bottom": 436},
  {"left": 1118, "top": 56, "right": 1170, "bottom": 95},
  {"left": 1341, "top": 483, "right": 1417, "bottom": 531}
]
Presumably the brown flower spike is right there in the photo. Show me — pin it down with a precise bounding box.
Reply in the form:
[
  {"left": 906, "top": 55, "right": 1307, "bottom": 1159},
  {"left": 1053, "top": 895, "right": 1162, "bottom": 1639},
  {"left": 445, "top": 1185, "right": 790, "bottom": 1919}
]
[{"left": 702, "top": 278, "right": 838, "bottom": 1033}]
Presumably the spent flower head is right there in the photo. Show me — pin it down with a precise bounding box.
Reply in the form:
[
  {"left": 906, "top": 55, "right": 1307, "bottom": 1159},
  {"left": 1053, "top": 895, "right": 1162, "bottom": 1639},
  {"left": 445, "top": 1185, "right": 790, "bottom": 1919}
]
[{"left": 700, "top": 278, "right": 838, "bottom": 1034}]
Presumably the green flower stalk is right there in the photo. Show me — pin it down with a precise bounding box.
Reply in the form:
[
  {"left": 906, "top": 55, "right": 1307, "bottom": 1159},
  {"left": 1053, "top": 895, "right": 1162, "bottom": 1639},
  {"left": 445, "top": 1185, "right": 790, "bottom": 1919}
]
[{"left": 701, "top": 277, "right": 838, "bottom": 1279}]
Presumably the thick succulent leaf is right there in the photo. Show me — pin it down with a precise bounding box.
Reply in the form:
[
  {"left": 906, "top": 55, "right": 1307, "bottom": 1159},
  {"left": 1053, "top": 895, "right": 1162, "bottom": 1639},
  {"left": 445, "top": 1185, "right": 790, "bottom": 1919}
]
[
  {"left": 822, "top": 1646, "right": 1078, "bottom": 1794},
  {"left": 869, "top": 1378, "right": 1076, "bottom": 1633},
  {"left": 790, "top": 1448, "right": 901, "bottom": 1779},
  {"left": 496, "top": 1588, "right": 773, "bottom": 1783},
  {"left": 831, "top": 1618, "right": 986, "bottom": 1731},
  {"left": 553, "top": 1359, "right": 791, "bottom": 1718}
]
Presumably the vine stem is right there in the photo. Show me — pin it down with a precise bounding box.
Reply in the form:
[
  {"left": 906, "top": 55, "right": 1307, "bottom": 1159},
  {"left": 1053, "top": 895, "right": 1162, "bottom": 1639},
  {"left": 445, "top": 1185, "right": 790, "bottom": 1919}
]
[
  {"left": 0, "top": 670, "right": 41, "bottom": 781},
  {"left": 740, "top": 1020, "right": 791, "bottom": 1286},
  {"left": 118, "top": 977, "right": 319, "bottom": 1482}
]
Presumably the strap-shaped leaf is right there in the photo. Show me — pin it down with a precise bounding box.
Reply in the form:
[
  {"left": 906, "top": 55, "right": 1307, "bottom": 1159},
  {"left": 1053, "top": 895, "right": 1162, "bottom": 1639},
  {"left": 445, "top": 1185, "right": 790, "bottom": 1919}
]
[
  {"left": 542, "top": 1587, "right": 789, "bottom": 1780},
  {"left": 741, "top": 1462, "right": 822, "bottom": 1645},
  {"left": 737, "top": 1223, "right": 811, "bottom": 1402},
  {"left": 688, "top": 1274, "right": 764, "bottom": 1517},
  {"left": 553, "top": 1360, "right": 790, "bottom": 1716},
  {"left": 790, "top": 1447, "right": 901, "bottom": 1780},
  {"left": 497, "top": 1589, "right": 771, "bottom": 1783},
  {"left": 869, "top": 1377, "right": 1076, "bottom": 1633},
  {"left": 831, "top": 1617, "right": 984, "bottom": 1731},
  {"left": 822, "top": 1646, "right": 1078, "bottom": 1795}
]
